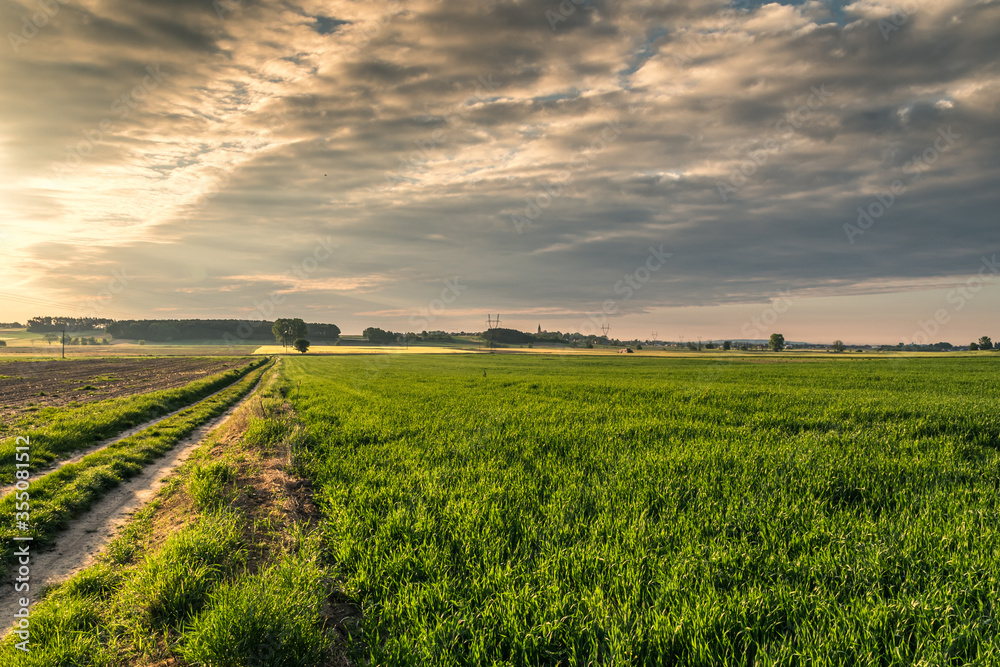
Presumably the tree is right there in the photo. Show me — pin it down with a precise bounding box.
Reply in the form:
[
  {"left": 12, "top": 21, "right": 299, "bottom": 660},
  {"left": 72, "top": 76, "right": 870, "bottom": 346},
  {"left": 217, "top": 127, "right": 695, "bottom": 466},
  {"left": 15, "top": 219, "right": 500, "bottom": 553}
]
[
  {"left": 0, "top": 340, "right": 5, "bottom": 347},
  {"left": 363, "top": 327, "right": 399, "bottom": 344},
  {"left": 272, "top": 318, "right": 307, "bottom": 350},
  {"left": 43, "top": 333, "right": 58, "bottom": 345},
  {"left": 769, "top": 333, "right": 785, "bottom": 352},
  {"left": 831, "top": 339, "right": 845, "bottom": 353},
  {"left": 978, "top": 336, "right": 993, "bottom": 350},
  {"left": 293, "top": 338, "right": 310, "bottom": 354},
  {"left": 970, "top": 342, "right": 980, "bottom": 351},
  {"left": 723, "top": 340, "right": 731, "bottom": 350}
]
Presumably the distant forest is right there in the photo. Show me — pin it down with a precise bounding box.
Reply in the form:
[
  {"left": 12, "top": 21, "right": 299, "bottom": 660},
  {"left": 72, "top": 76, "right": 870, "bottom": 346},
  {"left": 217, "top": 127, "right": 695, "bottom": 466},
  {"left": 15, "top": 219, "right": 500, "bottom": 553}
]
[
  {"left": 23, "top": 317, "right": 340, "bottom": 342},
  {"left": 105, "top": 319, "right": 341, "bottom": 342},
  {"left": 26, "top": 316, "right": 115, "bottom": 332}
]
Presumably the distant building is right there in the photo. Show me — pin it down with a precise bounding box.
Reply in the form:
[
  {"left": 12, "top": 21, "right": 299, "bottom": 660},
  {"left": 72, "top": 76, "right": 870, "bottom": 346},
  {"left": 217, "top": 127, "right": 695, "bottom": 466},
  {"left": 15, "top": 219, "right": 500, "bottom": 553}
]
[{"left": 537, "top": 324, "right": 542, "bottom": 334}]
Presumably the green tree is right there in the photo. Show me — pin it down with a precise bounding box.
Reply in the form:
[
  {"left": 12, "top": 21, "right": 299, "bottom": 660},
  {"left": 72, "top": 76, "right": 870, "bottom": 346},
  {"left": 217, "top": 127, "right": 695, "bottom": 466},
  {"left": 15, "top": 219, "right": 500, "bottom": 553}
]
[
  {"left": 978, "top": 336, "right": 992, "bottom": 350},
  {"left": 363, "top": 327, "right": 399, "bottom": 344},
  {"left": 43, "top": 333, "right": 58, "bottom": 345},
  {"left": 272, "top": 318, "right": 308, "bottom": 350},
  {"left": 969, "top": 342, "right": 980, "bottom": 351},
  {"left": 832, "top": 340, "right": 845, "bottom": 353},
  {"left": 723, "top": 340, "right": 731, "bottom": 350},
  {"left": 293, "top": 338, "right": 311, "bottom": 354},
  {"left": 769, "top": 333, "right": 785, "bottom": 352}
]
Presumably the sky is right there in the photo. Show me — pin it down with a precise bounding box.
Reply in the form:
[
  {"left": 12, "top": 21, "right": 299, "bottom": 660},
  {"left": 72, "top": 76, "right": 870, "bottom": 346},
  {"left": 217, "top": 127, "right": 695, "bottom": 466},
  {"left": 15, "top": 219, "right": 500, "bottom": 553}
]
[{"left": 1, "top": 0, "right": 998, "bottom": 344}]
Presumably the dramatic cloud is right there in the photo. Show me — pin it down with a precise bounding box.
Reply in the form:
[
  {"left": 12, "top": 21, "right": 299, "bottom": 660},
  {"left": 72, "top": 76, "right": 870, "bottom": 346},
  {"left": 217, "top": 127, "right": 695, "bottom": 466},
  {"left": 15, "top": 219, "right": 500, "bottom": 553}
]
[{"left": 2, "top": 0, "right": 998, "bottom": 342}]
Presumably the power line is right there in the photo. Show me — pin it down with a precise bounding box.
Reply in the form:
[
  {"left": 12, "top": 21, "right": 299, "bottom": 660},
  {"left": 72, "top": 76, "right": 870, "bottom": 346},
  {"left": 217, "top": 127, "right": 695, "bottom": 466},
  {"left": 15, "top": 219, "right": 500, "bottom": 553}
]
[{"left": 0, "top": 291, "right": 140, "bottom": 319}]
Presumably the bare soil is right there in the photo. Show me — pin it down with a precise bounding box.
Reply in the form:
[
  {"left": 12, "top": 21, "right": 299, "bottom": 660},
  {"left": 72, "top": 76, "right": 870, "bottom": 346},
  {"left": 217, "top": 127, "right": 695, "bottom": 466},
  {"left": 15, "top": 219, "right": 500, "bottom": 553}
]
[{"left": 0, "top": 357, "right": 247, "bottom": 423}]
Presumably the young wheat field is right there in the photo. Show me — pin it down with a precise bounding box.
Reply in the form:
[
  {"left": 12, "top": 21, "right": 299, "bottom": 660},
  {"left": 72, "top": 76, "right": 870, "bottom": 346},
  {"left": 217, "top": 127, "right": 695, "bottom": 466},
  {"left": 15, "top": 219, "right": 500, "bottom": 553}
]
[{"left": 283, "top": 353, "right": 1000, "bottom": 666}]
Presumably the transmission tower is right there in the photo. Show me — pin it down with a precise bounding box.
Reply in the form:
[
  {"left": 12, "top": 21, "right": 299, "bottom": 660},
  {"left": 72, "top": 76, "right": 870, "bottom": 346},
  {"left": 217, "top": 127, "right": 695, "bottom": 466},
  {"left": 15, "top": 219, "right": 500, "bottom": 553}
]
[
  {"left": 486, "top": 314, "right": 501, "bottom": 351},
  {"left": 651, "top": 331, "right": 658, "bottom": 345}
]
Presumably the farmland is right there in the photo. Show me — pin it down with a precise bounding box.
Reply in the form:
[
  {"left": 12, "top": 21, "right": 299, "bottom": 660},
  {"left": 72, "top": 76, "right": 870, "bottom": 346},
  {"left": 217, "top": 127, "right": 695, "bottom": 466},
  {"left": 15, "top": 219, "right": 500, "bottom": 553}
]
[
  {"left": 3, "top": 352, "right": 1000, "bottom": 665},
  {"left": 0, "top": 356, "right": 250, "bottom": 424},
  {"left": 0, "top": 357, "right": 266, "bottom": 475},
  {"left": 282, "top": 354, "right": 1000, "bottom": 665}
]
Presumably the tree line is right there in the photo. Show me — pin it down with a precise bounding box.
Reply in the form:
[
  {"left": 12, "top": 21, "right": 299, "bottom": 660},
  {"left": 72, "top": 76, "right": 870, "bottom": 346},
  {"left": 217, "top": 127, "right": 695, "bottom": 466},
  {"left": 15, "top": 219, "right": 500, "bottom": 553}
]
[
  {"left": 26, "top": 316, "right": 115, "bottom": 332},
  {"left": 105, "top": 319, "right": 340, "bottom": 342}
]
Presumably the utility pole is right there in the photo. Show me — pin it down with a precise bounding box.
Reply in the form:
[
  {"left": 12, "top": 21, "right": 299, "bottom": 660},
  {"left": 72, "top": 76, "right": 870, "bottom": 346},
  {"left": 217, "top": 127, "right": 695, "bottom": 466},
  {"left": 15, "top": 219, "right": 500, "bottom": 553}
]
[
  {"left": 601, "top": 323, "right": 610, "bottom": 348},
  {"left": 651, "top": 331, "right": 658, "bottom": 346},
  {"left": 61, "top": 327, "right": 66, "bottom": 359}
]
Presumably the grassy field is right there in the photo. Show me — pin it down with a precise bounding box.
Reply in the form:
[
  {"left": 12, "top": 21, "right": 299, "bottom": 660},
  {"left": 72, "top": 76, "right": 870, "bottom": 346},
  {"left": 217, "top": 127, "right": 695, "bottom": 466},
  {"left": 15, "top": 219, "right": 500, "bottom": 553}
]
[
  {"left": 279, "top": 353, "right": 1000, "bottom": 666},
  {"left": 4, "top": 352, "right": 1000, "bottom": 665}
]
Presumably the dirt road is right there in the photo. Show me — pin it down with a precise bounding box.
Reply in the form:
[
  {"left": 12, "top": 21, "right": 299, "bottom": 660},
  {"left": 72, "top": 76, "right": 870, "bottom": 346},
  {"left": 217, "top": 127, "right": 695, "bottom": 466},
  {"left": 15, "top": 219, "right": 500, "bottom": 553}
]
[{"left": 0, "top": 374, "right": 264, "bottom": 638}]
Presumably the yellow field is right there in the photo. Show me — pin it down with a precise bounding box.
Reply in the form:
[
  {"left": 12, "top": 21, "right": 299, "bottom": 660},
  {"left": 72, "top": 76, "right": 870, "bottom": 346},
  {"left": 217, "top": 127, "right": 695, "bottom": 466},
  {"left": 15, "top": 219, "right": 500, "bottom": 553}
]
[{"left": 252, "top": 345, "right": 483, "bottom": 355}]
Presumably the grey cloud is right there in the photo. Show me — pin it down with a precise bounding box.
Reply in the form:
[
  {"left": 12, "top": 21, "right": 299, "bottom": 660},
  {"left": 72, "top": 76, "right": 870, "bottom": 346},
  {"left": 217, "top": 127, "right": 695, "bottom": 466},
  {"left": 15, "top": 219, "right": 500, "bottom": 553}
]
[{"left": 4, "top": 0, "right": 1000, "bottom": 337}]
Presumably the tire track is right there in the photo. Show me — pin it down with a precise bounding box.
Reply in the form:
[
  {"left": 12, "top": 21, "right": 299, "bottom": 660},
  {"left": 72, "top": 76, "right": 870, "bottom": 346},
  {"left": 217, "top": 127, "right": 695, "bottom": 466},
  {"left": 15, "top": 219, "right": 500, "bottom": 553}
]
[{"left": 0, "top": 379, "right": 243, "bottom": 500}]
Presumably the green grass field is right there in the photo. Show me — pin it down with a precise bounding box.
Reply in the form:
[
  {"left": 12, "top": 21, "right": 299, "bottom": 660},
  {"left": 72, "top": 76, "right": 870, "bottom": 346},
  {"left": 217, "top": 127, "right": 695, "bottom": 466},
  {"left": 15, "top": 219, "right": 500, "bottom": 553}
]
[{"left": 280, "top": 353, "right": 1000, "bottom": 666}]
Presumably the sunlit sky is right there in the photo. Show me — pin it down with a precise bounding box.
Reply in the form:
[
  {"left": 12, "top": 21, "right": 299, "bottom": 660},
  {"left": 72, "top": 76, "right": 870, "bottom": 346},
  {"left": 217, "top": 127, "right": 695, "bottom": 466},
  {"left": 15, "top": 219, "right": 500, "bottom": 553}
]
[{"left": 1, "top": 0, "right": 998, "bottom": 344}]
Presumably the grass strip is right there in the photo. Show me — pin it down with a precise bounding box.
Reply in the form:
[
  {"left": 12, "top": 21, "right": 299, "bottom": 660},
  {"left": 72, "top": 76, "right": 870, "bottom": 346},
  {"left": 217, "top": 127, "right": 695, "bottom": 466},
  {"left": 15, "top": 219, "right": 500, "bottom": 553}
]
[
  {"left": 0, "top": 361, "right": 271, "bottom": 579},
  {"left": 0, "top": 356, "right": 268, "bottom": 477}
]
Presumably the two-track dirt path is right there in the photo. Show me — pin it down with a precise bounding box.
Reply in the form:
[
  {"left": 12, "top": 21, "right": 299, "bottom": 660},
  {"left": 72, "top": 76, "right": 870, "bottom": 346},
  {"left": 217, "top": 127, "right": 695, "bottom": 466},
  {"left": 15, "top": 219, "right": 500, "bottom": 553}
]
[
  {"left": 0, "top": 374, "right": 265, "bottom": 638},
  {"left": 0, "top": 380, "right": 243, "bottom": 501}
]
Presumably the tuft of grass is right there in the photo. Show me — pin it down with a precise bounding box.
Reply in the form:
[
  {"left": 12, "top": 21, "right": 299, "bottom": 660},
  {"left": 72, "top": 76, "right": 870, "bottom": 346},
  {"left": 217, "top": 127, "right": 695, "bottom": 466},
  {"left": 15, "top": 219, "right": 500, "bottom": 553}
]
[
  {"left": 179, "top": 537, "right": 328, "bottom": 667},
  {"left": 243, "top": 416, "right": 288, "bottom": 448},
  {"left": 0, "top": 595, "right": 114, "bottom": 667},
  {"left": 187, "top": 460, "right": 239, "bottom": 509},
  {"left": 121, "top": 511, "right": 246, "bottom": 628}
]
